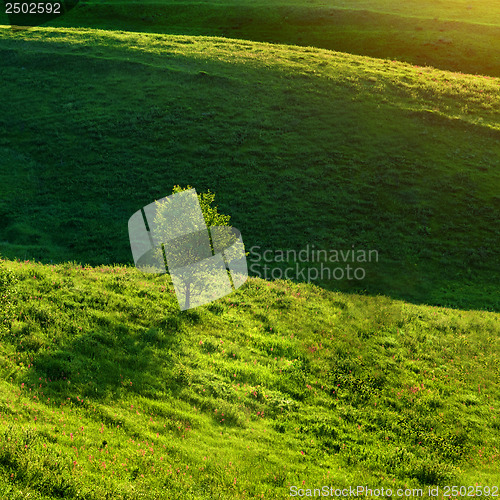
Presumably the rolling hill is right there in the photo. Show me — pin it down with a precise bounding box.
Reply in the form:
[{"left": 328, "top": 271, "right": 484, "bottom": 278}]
[
  {"left": 0, "top": 0, "right": 499, "bottom": 496},
  {"left": 0, "top": 258, "right": 499, "bottom": 498},
  {"left": 0, "top": 26, "right": 498, "bottom": 311}
]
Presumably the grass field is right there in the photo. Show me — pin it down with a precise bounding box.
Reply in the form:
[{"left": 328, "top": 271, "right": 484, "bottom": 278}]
[
  {"left": 2, "top": 0, "right": 499, "bottom": 77},
  {"left": 0, "top": 258, "right": 499, "bottom": 498},
  {"left": 0, "top": 0, "right": 499, "bottom": 496},
  {"left": 0, "top": 25, "right": 498, "bottom": 311}
]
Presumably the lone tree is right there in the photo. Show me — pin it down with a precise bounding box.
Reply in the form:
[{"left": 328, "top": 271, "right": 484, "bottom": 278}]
[{"left": 150, "top": 185, "right": 240, "bottom": 310}]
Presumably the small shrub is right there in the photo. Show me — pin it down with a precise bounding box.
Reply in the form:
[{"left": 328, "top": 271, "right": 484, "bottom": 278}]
[
  {"left": 412, "top": 459, "right": 459, "bottom": 485},
  {"left": 213, "top": 400, "right": 244, "bottom": 427},
  {"left": 200, "top": 337, "right": 219, "bottom": 353},
  {"left": 0, "top": 262, "right": 19, "bottom": 332},
  {"left": 173, "top": 362, "right": 192, "bottom": 386},
  {"left": 268, "top": 393, "right": 299, "bottom": 416}
]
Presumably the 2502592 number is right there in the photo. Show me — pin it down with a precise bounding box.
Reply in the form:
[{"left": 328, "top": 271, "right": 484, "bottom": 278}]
[
  {"left": 5, "top": 2, "right": 61, "bottom": 14},
  {"left": 443, "top": 486, "right": 499, "bottom": 497}
]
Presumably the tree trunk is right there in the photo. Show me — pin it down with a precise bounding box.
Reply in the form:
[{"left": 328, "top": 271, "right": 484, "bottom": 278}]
[{"left": 185, "top": 281, "right": 191, "bottom": 310}]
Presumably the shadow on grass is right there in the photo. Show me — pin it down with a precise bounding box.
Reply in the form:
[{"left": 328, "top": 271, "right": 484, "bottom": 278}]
[{"left": 19, "top": 308, "right": 202, "bottom": 405}]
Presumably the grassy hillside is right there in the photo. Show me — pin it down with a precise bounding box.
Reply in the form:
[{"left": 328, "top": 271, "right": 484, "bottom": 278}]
[
  {"left": 0, "top": 258, "right": 499, "bottom": 498},
  {"left": 0, "top": 1, "right": 499, "bottom": 496},
  {"left": 0, "top": 26, "right": 499, "bottom": 311},
  {"left": 2, "top": 0, "right": 499, "bottom": 77}
]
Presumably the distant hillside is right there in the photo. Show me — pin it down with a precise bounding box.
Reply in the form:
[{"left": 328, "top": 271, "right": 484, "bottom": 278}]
[
  {"left": 0, "top": 257, "right": 499, "bottom": 497},
  {"left": 0, "top": 26, "right": 499, "bottom": 311},
  {"left": 1, "top": 0, "right": 498, "bottom": 77}
]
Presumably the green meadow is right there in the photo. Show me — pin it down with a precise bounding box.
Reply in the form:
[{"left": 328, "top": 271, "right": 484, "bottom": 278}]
[
  {"left": 0, "top": 0, "right": 499, "bottom": 496},
  {"left": 5, "top": 0, "right": 500, "bottom": 76},
  {"left": 0, "top": 25, "right": 498, "bottom": 310},
  {"left": 0, "top": 259, "right": 499, "bottom": 498}
]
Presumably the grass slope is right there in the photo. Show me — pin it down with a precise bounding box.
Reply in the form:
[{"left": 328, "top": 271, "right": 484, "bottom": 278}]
[
  {"left": 0, "top": 258, "right": 499, "bottom": 498},
  {"left": 2, "top": 0, "right": 499, "bottom": 77},
  {"left": 0, "top": 26, "right": 499, "bottom": 311}
]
